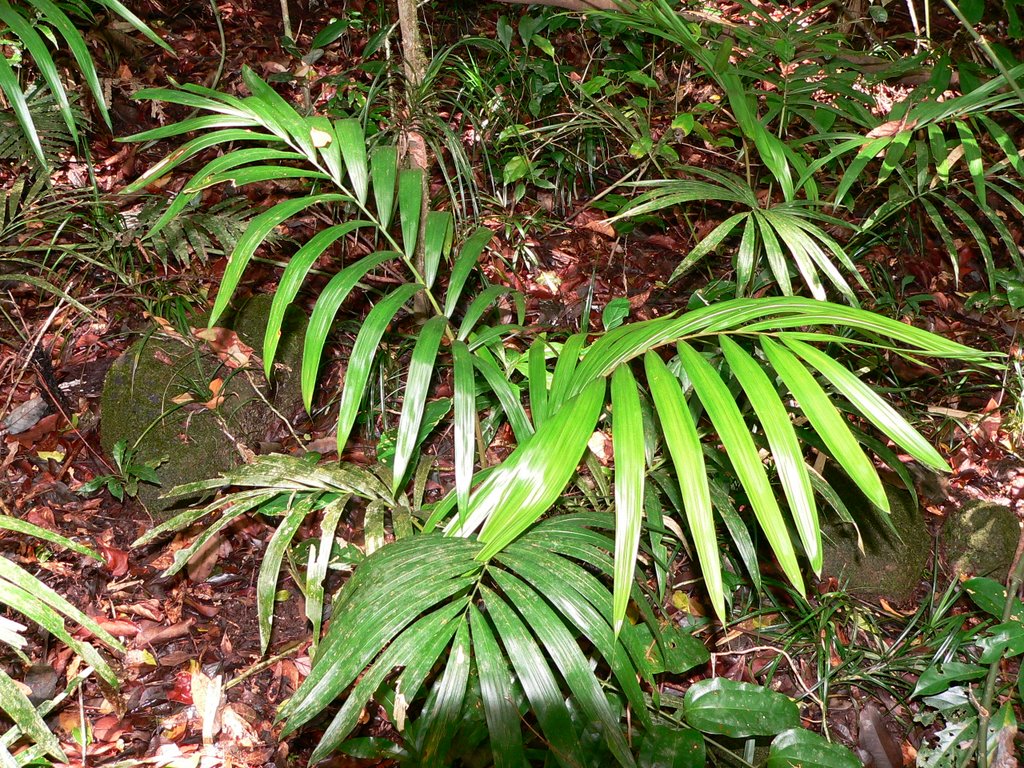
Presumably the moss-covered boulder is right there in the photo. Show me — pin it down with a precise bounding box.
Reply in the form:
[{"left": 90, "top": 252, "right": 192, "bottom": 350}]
[
  {"left": 100, "top": 296, "right": 306, "bottom": 519},
  {"left": 819, "top": 471, "right": 930, "bottom": 604},
  {"left": 942, "top": 501, "right": 1020, "bottom": 582}
]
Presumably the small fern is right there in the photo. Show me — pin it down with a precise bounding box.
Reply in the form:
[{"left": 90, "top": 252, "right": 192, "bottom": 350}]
[{"left": 0, "top": 88, "right": 80, "bottom": 168}]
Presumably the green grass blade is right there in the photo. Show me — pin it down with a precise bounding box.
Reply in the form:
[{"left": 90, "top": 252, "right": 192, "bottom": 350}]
[
  {"left": 481, "top": 586, "right": 586, "bottom": 768},
  {"left": 720, "top": 337, "right": 820, "bottom": 571},
  {"left": 677, "top": 341, "right": 804, "bottom": 594},
  {"left": 332, "top": 283, "right": 423, "bottom": 453},
  {"left": 456, "top": 379, "right": 605, "bottom": 555},
  {"left": 955, "top": 120, "right": 986, "bottom": 205},
  {"left": 492, "top": 569, "right": 635, "bottom": 766},
  {"left": 264, "top": 225, "right": 380, "bottom": 375},
  {"left": 469, "top": 605, "right": 526, "bottom": 768},
  {"left": 471, "top": 347, "right": 532, "bottom": 441},
  {"left": 423, "top": 211, "right": 453, "bottom": 289},
  {"left": 0, "top": 56, "right": 45, "bottom": 169},
  {"left": 754, "top": 212, "right": 794, "bottom": 296},
  {"left": 211, "top": 193, "right": 348, "bottom": 327},
  {"left": 760, "top": 337, "right": 887, "bottom": 511},
  {"left": 444, "top": 227, "right": 492, "bottom": 316},
  {"left": 528, "top": 336, "right": 551, "bottom": 429},
  {"left": 0, "top": 669, "right": 65, "bottom": 762},
  {"left": 370, "top": 145, "right": 399, "bottom": 227},
  {"left": 392, "top": 315, "right": 449, "bottom": 493},
  {"left": 0, "top": 517, "right": 99, "bottom": 561},
  {"left": 399, "top": 169, "right": 424, "bottom": 260},
  {"left": 548, "top": 333, "right": 587, "bottom": 411},
  {"left": 257, "top": 496, "right": 314, "bottom": 654},
  {"left": 457, "top": 286, "right": 516, "bottom": 341},
  {"left": 610, "top": 365, "right": 645, "bottom": 636},
  {"left": 644, "top": 351, "right": 723, "bottom": 621},
  {"left": 783, "top": 336, "right": 949, "bottom": 471},
  {"left": 335, "top": 118, "right": 369, "bottom": 204},
  {"left": 452, "top": 340, "right": 476, "bottom": 522},
  {"left": 416, "top": 622, "right": 472, "bottom": 767}
]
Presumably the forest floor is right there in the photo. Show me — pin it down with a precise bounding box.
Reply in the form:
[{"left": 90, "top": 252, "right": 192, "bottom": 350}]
[{"left": 1, "top": 0, "right": 1023, "bottom": 766}]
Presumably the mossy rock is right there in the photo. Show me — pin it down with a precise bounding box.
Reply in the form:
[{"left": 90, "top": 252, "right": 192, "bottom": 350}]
[
  {"left": 819, "top": 471, "right": 930, "bottom": 604},
  {"left": 100, "top": 296, "right": 306, "bottom": 519},
  {"left": 942, "top": 501, "right": 1020, "bottom": 582}
]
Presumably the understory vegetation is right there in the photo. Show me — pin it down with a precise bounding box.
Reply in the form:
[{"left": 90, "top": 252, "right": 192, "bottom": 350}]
[{"left": 1, "top": 0, "right": 1024, "bottom": 766}]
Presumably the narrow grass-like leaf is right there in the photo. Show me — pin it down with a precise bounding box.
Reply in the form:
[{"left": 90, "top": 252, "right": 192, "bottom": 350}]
[
  {"left": 210, "top": 193, "right": 347, "bottom": 327},
  {"left": 257, "top": 496, "right": 313, "bottom": 653},
  {"left": 0, "top": 56, "right": 45, "bottom": 169},
  {"left": 457, "top": 286, "right": 516, "bottom": 340},
  {"left": 309, "top": 116, "right": 342, "bottom": 183},
  {"left": 783, "top": 336, "right": 949, "bottom": 471},
  {"left": 610, "top": 365, "right": 645, "bottom": 636},
  {"left": 670, "top": 212, "right": 746, "bottom": 283},
  {"left": 975, "top": 114, "right": 1024, "bottom": 175},
  {"left": 399, "top": 169, "right": 424, "bottom": 260},
  {"left": 333, "top": 283, "right": 423, "bottom": 453},
  {"left": 370, "top": 145, "right": 399, "bottom": 227},
  {"left": 469, "top": 604, "right": 526, "bottom": 768},
  {"left": 311, "top": 601, "right": 466, "bottom": 762},
  {"left": 451, "top": 340, "right": 476, "bottom": 521},
  {"left": 280, "top": 535, "right": 481, "bottom": 729},
  {"left": 0, "top": 557, "right": 123, "bottom": 652},
  {"left": 482, "top": 586, "right": 586, "bottom": 768},
  {"left": 0, "top": 669, "right": 65, "bottom": 762},
  {"left": 760, "top": 337, "right": 887, "bottom": 512},
  {"left": 720, "top": 337, "right": 820, "bottom": 571},
  {"left": 423, "top": 211, "right": 453, "bottom": 289},
  {"left": 762, "top": 210, "right": 825, "bottom": 300},
  {"left": 444, "top": 227, "right": 492, "bottom": 316},
  {"left": 645, "top": 351, "right": 723, "bottom": 620},
  {"left": 528, "top": 336, "right": 551, "bottom": 429},
  {"left": 264, "top": 227, "right": 381, "bottom": 376},
  {"left": 0, "top": 517, "right": 100, "bottom": 561},
  {"left": 472, "top": 348, "right": 532, "bottom": 441},
  {"left": 677, "top": 342, "right": 804, "bottom": 594},
  {"left": 955, "top": 120, "right": 986, "bottom": 204},
  {"left": 492, "top": 570, "right": 635, "bottom": 767},
  {"left": 877, "top": 131, "right": 911, "bottom": 185},
  {"left": 548, "top": 333, "right": 587, "bottom": 411},
  {"left": 392, "top": 315, "right": 449, "bottom": 493},
  {"left": 307, "top": 495, "right": 347, "bottom": 654},
  {"left": 755, "top": 213, "right": 794, "bottom": 296},
  {"left": 735, "top": 215, "right": 757, "bottom": 293},
  {"left": 416, "top": 622, "right": 471, "bottom": 767},
  {"left": 335, "top": 119, "right": 369, "bottom": 204},
  {"left": 834, "top": 136, "right": 891, "bottom": 207},
  {"left": 454, "top": 378, "right": 604, "bottom": 552}
]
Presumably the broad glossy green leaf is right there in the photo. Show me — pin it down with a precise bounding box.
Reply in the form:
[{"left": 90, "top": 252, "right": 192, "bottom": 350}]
[
  {"left": 492, "top": 570, "right": 635, "bottom": 766},
  {"left": 912, "top": 662, "right": 988, "bottom": 698},
  {"left": 481, "top": 586, "right": 587, "bottom": 768},
  {"left": 332, "top": 283, "right": 423, "bottom": 454},
  {"left": 637, "top": 725, "right": 704, "bottom": 768},
  {"left": 684, "top": 678, "right": 800, "bottom": 738},
  {"left": 0, "top": 668, "right": 65, "bottom": 761},
  {"left": 469, "top": 604, "right": 526, "bottom": 768},
  {"left": 678, "top": 342, "right": 804, "bottom": 593},
  {"left": 444, "top": 227, "right": 492, "bottom": 316},
  {"left": 767, "top": 728, "right": 860, "bottom": 768},
  {"left": 280, "top": 535, "right": 481, "bottom": 730},
  {"left": 423, "top": 211, "right": 453, "bottom": 289},
  {"left": 978, "top": 621, "right": 1024, "bottom": 663},
  {"left": 311, "top": 600, "right": 466, "bottom": 762},
  {"left": 370, "top": 145, "right": 399, "bottom": 227},
  {"left": 783, "top": 337, "right": 949, "bottom": 472},
  {"left": 462, "top": 378, "right": 605, "bottom": 558},
  {"left": 392, "top": 315, "right": 449, "bottom": 493},
  {"left": 645, "top": 350, "right": 723, "bottom": 619},
  {"left": 0, "top": 55, "right": 45, "bottom": 169},
  {"left": 964, "top": 577, "right": 1024, "bottom": 619},
  {"left": 720, "top": 337, "right": 820, "bottom": 571},
  {"left": 257, "top": 496, "right": 313, "bottom": 653},
  {"left": 496, "top": 545, "right": 651, "bottom": 724},
  {"left": 264, "top": 227, "right": 382, "bottom": 376},
  {"left": 211, "top": 193, "right": 348, "bottom": 326},
  {"left": 399, "top": 169, "right": 424, "bottom": 260},
  {"left": 451, "top": 340, "right": 476, "bottom": 521},
  {"left": 416, "top": 622, "right": 471, "bottom": 768},
  {"left": 611, "top": 366, "right": 645, "bottom": 636},
  {"left": 760, "top": 337, "right": 887, "bottom": 512},
  {"left": 241, "top": 68, "right": 315, "bottom": 157},
  {"left": 335, "top": 119, "right": 369, "bottom": 204}
]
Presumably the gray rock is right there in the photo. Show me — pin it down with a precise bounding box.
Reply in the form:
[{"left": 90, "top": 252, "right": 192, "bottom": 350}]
[{"left": 100, "top": 296, "right": 306, "bottom": 519}]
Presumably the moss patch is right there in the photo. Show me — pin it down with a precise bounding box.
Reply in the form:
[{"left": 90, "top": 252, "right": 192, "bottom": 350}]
[
  {"left": 819, "top": 471, "right": 930, "bottom": 604},
  {"left": 100, "top": 296, "right": 306, "bottom": 519},
  {"left": 942, "top": 500, "right": 1020, "bottom": 582}
]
